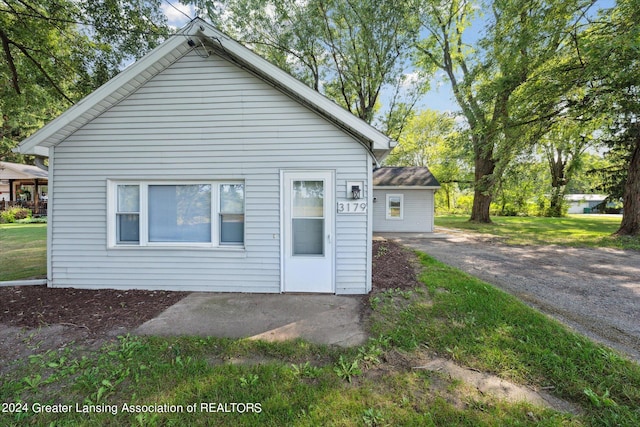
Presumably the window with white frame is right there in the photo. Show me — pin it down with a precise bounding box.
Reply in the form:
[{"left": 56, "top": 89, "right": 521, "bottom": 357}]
[
  {"left": 110, "top": 181, "right": 244, "bottom": 247},
  {"left": 386, "top": 194, "right": 403, "bottom": 220}
]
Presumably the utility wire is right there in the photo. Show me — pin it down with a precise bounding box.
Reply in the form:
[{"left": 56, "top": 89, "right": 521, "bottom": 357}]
[{"left": 164, "top": 0, "right": 193, "bottom": 22}]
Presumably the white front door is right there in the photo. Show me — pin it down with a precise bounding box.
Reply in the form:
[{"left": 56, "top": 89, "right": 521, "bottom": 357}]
[{"left": 282, "top": 171, "right": 334, "bottom": 293}]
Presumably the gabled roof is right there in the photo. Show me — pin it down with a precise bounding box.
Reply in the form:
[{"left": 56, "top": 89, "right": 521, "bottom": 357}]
[
  {"left": 373, "top": 167, "right": 440, "bottom": 188},
  {"left": 15, "top": 18, "right": 394, "bottom": 160},
  {"left": 0, "top": 161, "right": 48, "bottom": 180}
]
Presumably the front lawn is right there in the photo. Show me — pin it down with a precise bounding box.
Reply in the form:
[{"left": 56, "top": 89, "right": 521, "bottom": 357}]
[
  {"left": 0, "top": 223, "right": 47, "bottom": 281},
  {"left": 435, "top": 214, "right": 640, "bottom": 250},
  {"left": 2, "top": 244, "right": 639, "bottom": 426}
]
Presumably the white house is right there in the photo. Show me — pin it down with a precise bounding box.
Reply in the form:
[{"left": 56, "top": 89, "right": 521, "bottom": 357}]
[
  {"left": 14, "top": 19, "right": 400, "bottom": 294},
  {"left": 372, "top": 167, "right": 440, "bottom": 233},
  {"left": 565, "top": 194, "right": 608, "bottom": 214},
  {"left": 0, "top": 161, "right": 48, "bottom": 203},
  {"left": 15, "top": 19, "right": 439, "bottom": 294}
]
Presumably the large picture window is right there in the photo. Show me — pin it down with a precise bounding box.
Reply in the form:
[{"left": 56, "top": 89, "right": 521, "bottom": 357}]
[{"left": 110, "top": 181, "right": 244, "bottom": 247}]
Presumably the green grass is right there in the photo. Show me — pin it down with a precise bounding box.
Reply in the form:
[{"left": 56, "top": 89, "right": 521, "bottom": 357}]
[
  {"left": 371, "top": 254, "right": 640, "bottom": 426},
  {"left": 435, "top": 214, "right": 640, "bottom": 250},
  {"left": 0, "top": 223, "right": 47, "bottom": 281},
  {"left": 3, "top": 253, "right": 640, "bottom": 426},
  {"left": 1, "top": 216, "right": 636, "bottom": 283}
]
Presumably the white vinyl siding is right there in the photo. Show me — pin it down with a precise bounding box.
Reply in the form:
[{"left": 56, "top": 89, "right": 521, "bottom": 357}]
[
  {"left": 49, "top": 50, "right": 371, "bottom": 294},
  {"left": 373, "top": 189, "right": 435, "bottom": 233}
]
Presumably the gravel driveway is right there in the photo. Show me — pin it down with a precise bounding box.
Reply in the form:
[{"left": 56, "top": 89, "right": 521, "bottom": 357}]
[{"left": 381, "top": 230, "right": 640, "bottom": 363}]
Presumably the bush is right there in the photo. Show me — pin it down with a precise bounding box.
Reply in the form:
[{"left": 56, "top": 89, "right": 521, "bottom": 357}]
[
  {"left": 16, "top": 217, "right": 47, "bottom": 224},
  {"left": 0, "top": 207, "right": 32, "bottom": 223}
]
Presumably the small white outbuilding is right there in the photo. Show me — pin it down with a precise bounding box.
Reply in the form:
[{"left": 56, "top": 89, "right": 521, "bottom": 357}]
[{"left": 372, "top": 167, "right": 440, "bottom": 233}]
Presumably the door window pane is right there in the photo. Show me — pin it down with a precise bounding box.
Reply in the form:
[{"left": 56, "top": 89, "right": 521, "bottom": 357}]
[
  {"left": 148, "top": 185, "right": 212, "bottom": 242},
  {"left": 292, "top": 218, "right": 324, "bottom": 255},
  {"left": 293, "top": 181, "right": 324, "bottom": 217}
]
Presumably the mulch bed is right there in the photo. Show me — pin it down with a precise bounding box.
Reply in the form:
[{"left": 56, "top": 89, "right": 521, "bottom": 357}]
[
  {"left": 372, "top": 238, "right": 422, "bottom": 290},
  {"left": 0, "top": 286, "right": 188, "bottom": 334},
  {"left": 0, "top": 239, "right": 419, "bottom": 334}
]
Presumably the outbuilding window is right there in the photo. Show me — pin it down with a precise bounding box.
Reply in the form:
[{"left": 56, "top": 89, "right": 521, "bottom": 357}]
[
  {"left": 386, "top": 194, "right": 403, "bottom": 220},
  {"left": 109, "top": 181, "right": 244, "bottom": 248}
]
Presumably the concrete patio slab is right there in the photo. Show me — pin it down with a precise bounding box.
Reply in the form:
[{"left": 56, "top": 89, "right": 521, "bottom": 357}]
[{"left": 135, "top": 293, "right": 368, "bottom": 347}]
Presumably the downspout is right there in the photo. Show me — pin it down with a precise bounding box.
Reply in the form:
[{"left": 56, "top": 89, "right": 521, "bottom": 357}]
[{"left": 35, "top": 156, "right": 48, "bottom": 171}]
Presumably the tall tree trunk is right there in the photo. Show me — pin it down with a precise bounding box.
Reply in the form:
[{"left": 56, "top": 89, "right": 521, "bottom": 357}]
[
  {"left": 548, "top": 186, "right": 566, "bottom": 217},
  {"left": 547, "top": 148, "right": 567, "bottom": 217},
  {"left": 470, "top": 151, "right": 495, "bottom": 223},
  {"left": 615, "top": 136, "right": 640, "bottom": 236}
]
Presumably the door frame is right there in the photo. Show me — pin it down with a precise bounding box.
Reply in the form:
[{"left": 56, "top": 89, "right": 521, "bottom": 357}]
[{"left": 280, "top": 169, "right": 335, "bottom": 293}]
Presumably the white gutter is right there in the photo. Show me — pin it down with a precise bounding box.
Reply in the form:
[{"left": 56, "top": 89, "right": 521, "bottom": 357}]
[{"left": 0, "top": 279, "right": 47, "bottom": 287}]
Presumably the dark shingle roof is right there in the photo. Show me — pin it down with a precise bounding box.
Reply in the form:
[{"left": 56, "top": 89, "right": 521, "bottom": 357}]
[{"left": 373, "top": 167, "right": 440, "bottom": 188}]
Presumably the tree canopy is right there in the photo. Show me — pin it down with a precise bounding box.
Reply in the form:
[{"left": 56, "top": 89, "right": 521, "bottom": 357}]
[
  {"left": 567, "top": 0, "right": 640, "bottom": 234},
  {"left": 0, "top": 0, "right": 169, "bottom": 161},
  {"left": 415, "top": 0, "right": 598, "bottom": 222},
  {"left": 1, "top": 0, "right": 638, "bottom": 235}
]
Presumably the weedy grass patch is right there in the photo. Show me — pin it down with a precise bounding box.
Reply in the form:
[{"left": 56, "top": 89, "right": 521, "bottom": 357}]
[
  {"left": 2, "top": 252, "right": 640, "bottom": 425},
  {"left": 369, "top": 253, "right": 640, "bottom": 426}
]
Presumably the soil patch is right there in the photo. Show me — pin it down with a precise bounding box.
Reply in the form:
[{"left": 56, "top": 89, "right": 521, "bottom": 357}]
[{"left": 372, "top": 237, "right": 422, "bottom": 290}]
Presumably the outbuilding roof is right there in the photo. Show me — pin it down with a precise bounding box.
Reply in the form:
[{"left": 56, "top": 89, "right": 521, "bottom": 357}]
[
  {"left": 564, "top": 194, "right": 608, "bottom": 202},
  {"left": 373, "top": 167, "right": 440, "bottom": 188},
  {"left": 15, "top": 18, "right": 394, "bottom": 161}
]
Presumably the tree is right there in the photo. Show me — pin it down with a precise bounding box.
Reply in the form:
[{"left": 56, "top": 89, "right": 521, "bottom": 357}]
[
  {"left": 186, "top": 0, "right": 425, "bottom": 129},
  {"left": 570, "top": 0, "right": 640, "bottom": 235},
  {"left": 385, "top": 110, "right": 456, "bottom": 167},
  {"left": 415, "top": 0, "right": 597, "bottom": 222},
  {"left": 539, "top": 120, "right": 595, "bottom": 217},
  {"left": 0, "top": 0, "right": 168, "bottom": 161},
  {"left": 493, "top": 151, "right": 548, "bottom": 216},
  {"left": 1, "top": 0, "right": 85, "bottom": 161},
  {"left": 384, "top": 109, "right": 472, "bottom": 211}
]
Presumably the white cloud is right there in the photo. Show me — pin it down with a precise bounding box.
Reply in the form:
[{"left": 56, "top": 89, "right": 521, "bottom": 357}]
[
  {"left": 161, "top": 1, "right": 195, "bottom": 29},
  {"left": 401, "top": 71, "right": 421, "bottom": 87}
]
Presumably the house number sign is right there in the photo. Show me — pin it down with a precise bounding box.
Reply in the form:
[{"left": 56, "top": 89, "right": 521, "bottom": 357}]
[{"left": 337, "top": 201, "right": 368, "bottom": 214}]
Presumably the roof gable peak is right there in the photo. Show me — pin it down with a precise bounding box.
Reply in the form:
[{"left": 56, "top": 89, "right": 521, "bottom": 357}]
[{"left": 16, "top": 19, "right": 393, "bottom": 161}]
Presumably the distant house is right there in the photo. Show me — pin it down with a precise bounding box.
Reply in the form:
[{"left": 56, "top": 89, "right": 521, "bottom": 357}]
[
  {"left": 14, "top": 19, "right": 438, "bottom": 294},
  {"left": 565, "top": 194, "right": 608, "bottom": 214},
  {"left": 0, "top": 161, "right": 48, "bottom": 216},
  {"left": 372, "top": 167, "right": 440, "bottom": 233}
]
